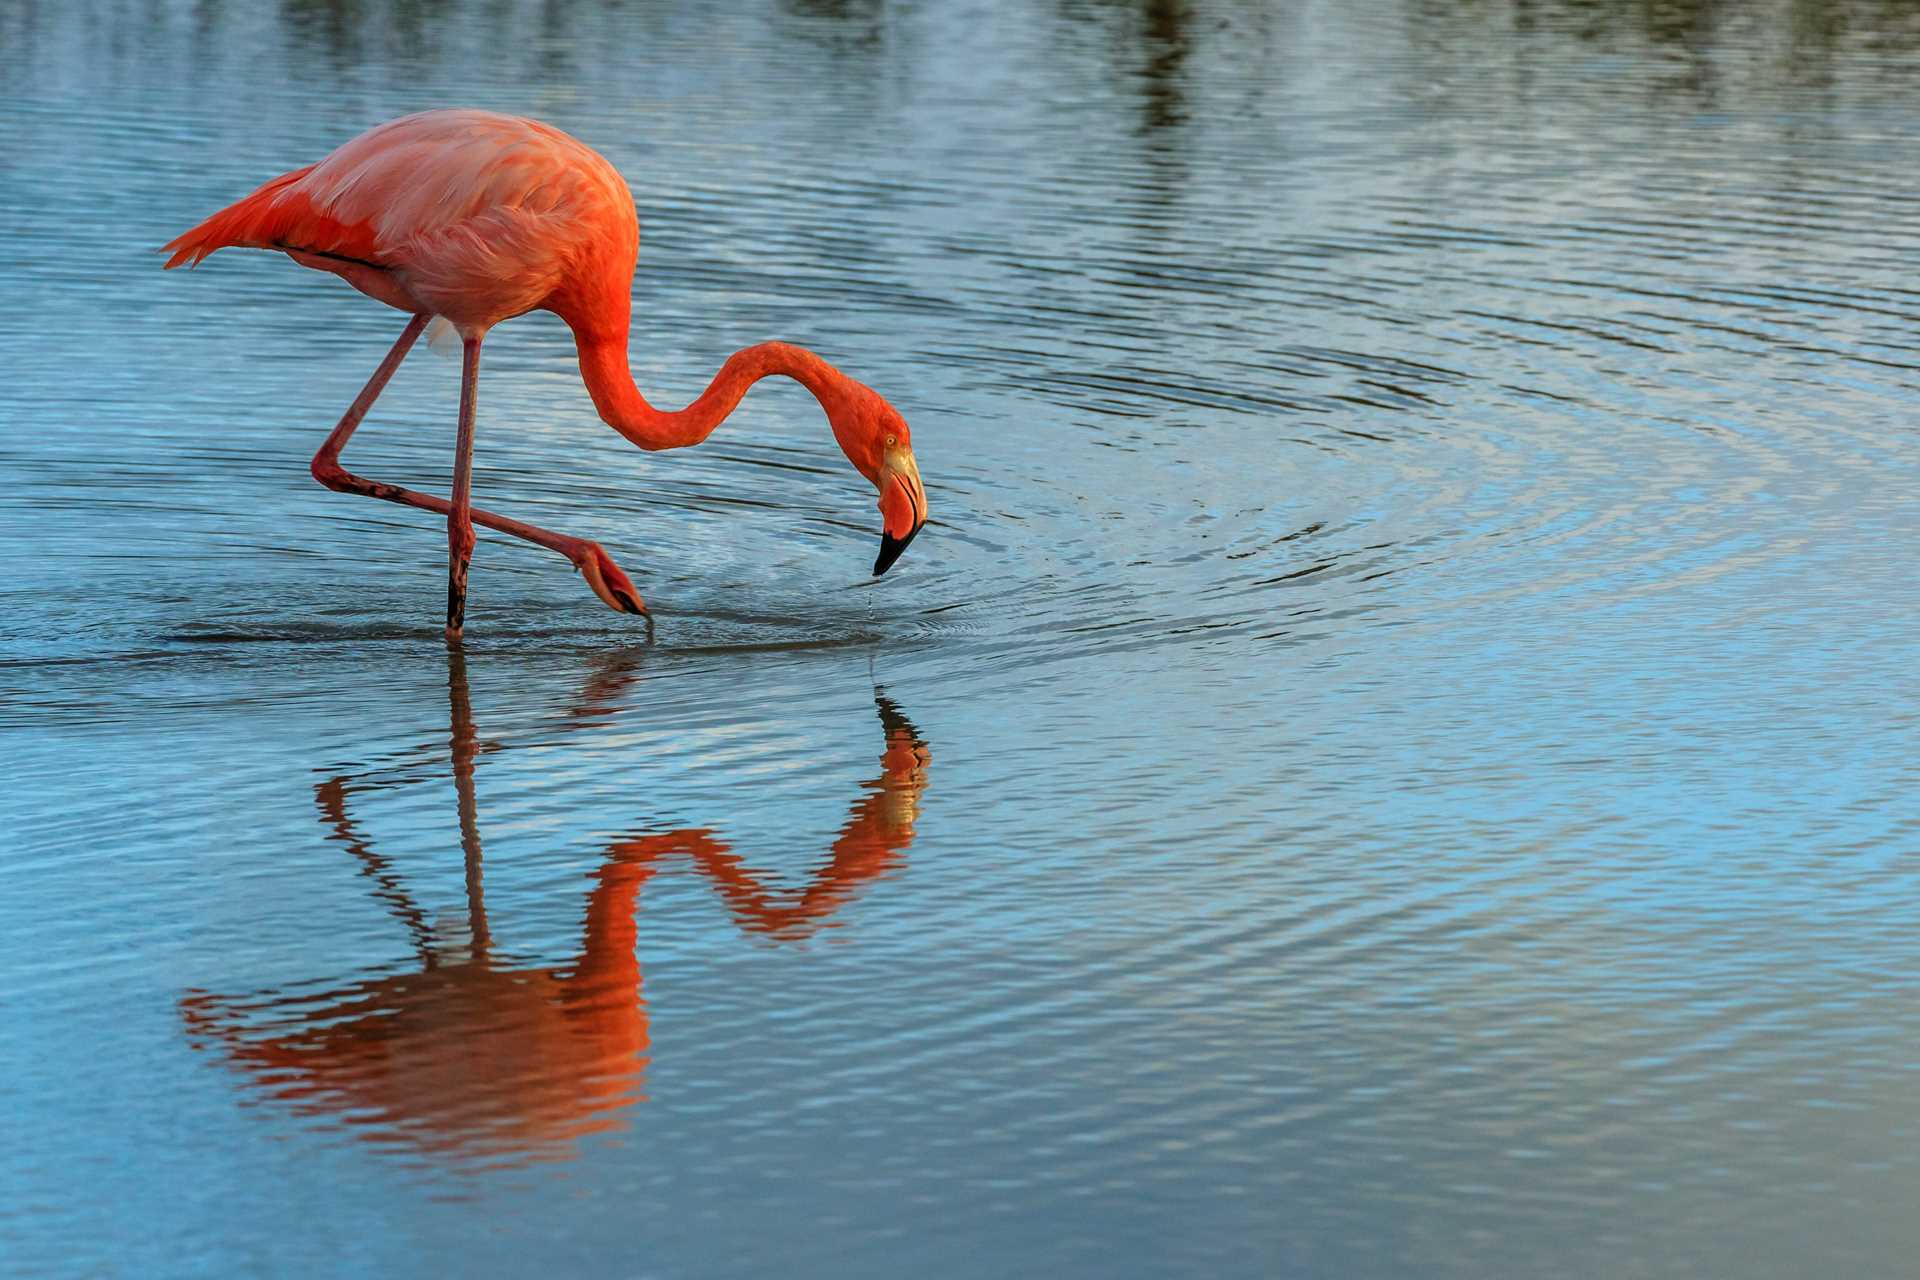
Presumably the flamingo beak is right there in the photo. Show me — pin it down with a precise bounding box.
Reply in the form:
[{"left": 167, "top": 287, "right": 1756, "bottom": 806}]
[
  {"left": 874, "top": 445, "right": 927, "bottom": 577},
  {"left": 874, "top": 526, "right": 920, "bottom": 577}
]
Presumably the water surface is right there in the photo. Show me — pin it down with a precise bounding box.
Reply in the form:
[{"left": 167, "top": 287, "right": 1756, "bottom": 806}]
[{"left": 4, "top": 1, "right": 1918, "bottom": 1275}]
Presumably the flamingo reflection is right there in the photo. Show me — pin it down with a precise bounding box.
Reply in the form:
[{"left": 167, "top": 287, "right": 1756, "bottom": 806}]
[{"left": 181, "top": 651, "right": 930, "bottom": 1166}]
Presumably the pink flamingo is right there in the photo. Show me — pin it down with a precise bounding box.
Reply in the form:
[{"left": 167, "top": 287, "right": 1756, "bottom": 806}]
[{"left": 163, "top": 109, "right": 928, "bottom": 640}]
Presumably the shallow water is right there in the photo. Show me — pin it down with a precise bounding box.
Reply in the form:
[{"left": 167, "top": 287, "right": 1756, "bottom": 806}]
[{"left": 4, "top": 0, "right": 1919, "bottom": 1274}]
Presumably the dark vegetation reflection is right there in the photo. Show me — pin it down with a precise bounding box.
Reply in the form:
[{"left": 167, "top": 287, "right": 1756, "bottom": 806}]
[{"left": 180, "top": 652, "right": 931, "bottom": 1167}]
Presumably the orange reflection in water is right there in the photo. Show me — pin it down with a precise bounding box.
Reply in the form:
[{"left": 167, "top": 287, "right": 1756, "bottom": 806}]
[{"left": 181, "top": 651, "right": 930, "bottom": 1167}]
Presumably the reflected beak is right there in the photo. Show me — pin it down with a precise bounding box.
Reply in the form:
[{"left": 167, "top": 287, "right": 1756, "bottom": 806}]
[{"left": 873, "top": 445, "right": 928, "bottom": 577}]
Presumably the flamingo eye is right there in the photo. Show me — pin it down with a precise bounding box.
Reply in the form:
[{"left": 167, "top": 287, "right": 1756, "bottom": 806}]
[{"left": 885, "top": 434, "right": 897, "bottom": 448}]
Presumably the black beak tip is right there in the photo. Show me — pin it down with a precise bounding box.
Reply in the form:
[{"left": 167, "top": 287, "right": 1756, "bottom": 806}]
[{"left": 873, "top": 522, "right": 923, "bottom": 577}]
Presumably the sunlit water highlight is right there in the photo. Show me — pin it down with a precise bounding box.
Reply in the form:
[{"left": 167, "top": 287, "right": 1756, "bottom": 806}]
[{"left": 3, "top": 1, "right": 1918, "bottom": 1275}]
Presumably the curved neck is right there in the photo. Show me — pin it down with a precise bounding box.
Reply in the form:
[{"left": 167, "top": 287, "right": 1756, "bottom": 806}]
[{"left": 577, "top": 336, "right": 845, "bottom": 452}]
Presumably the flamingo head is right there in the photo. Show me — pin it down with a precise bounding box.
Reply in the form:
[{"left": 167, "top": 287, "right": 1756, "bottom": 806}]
[{"left": 828, "top": 382, "right": 928, "bottom": 577}]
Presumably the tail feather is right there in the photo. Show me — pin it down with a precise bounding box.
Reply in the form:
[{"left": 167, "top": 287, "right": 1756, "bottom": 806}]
[{"left": 160, "top": 165, "right": 323, "bottom": 269}]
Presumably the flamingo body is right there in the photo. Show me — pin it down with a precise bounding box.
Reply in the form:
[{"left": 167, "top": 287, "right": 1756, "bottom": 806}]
[
  {"left": 166, "top": 110, "right": 634, "bottom": 336},
  {"left": 164, "top": 110, "right": 928, "bottom": 637}
]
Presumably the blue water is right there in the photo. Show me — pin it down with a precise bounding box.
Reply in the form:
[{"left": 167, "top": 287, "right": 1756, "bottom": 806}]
[{"left": 4, "top": 0, "right": 1918, "bottom": 1275}]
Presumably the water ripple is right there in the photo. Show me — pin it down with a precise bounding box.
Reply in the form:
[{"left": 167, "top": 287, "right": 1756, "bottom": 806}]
[{"left": 7, "top": 0, "right": 1920, "bottom": 1276}]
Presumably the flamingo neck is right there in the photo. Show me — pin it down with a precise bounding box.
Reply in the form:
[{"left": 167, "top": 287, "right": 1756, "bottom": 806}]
[{"left": 577, "top": 335, "right": 846, "bottom": 452}]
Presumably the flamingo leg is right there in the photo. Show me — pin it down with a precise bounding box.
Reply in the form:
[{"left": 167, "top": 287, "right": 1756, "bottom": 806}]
[
  {"left": 446, "top": 338, "right": 480, "bottom": 640},
  {"left": 308, "top": 317, "right": 649, "bottom": 622}
]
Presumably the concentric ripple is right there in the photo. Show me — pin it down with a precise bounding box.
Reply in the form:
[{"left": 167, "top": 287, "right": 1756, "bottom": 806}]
[{"left": 4, "top": 1, "right": 1920, "bottom": 1278}]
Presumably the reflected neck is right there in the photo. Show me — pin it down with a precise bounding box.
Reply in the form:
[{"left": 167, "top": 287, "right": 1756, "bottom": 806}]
[{"left": 577, "top": 336, "right": 846, "bottom": 452}]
